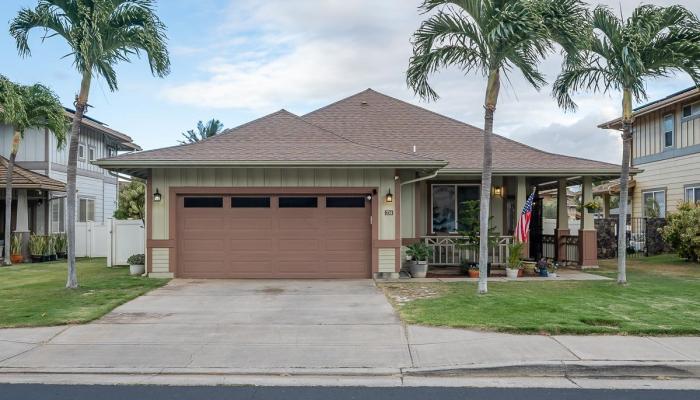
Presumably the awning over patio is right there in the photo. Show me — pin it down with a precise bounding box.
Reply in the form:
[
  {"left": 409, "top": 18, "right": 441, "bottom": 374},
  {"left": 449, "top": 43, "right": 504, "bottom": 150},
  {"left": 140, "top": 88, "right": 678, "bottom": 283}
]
[
  {"left": 0, "top": 157, "right": 66, "bottom": 192},
  {"left": 592, "top": 178, "right": 635, "bottom": 196}
]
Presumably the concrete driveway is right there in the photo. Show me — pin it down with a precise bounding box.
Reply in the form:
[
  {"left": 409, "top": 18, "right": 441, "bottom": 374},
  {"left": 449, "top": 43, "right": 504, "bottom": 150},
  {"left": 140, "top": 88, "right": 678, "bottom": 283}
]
[{"left": 0, "top": 279, "right": 412, "bottom": 372}]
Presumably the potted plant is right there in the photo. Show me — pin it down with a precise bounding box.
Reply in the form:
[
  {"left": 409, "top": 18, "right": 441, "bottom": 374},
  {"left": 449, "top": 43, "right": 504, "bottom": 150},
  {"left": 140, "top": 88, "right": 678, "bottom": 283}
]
[
  {"left": 548, "top": 261, "right": 559, "bottom": 278},
  {"left": 10, "top": 233, "right": 23, "bottom": 264},
  {"left": 405, "top": 242, "right": 432, "bottom": 278},
  {"left": 127, "top": 253, "right": 146, "bottom": 276},
  {"left": 29, "top": 234, "right": 45, "bottom": 263},
  {"left": 583, "top": 201, "right": 601, "bottom": 213},
  {"left": 506, "top": 241, "right": 524, "bottom": 279},
  {"left": 54, "top": 233, "right": 67, "bottom": 259},
  {"left": 44, "top": 235, "right": 56, "bottom": 262},
  {"left": 467, "top": 264, "right": 480, "bottom": 278}
]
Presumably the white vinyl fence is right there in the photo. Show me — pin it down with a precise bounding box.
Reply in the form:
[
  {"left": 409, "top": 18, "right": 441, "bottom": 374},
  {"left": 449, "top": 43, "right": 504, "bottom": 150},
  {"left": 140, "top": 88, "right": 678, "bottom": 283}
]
[{"left": 75, "top": 219, "right": 145, "bottom": 266}]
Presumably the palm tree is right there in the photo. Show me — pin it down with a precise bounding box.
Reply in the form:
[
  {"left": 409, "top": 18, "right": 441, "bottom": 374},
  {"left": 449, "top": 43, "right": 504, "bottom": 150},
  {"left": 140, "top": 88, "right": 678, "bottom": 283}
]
[
  {"left": 552, "top": 4, "right": 700, "bottom": 284},
  {"left": 179, "top": 119, "right": 224, "bottom": 144},
  {"left": 406, "top": 0, "right": 588, "bottom": 293},
  {"left": 10, "top": 0, "right": 170, "bottom": 288},
  {"left": 0, "top": 77, "right": 66, "bottom": 266}
]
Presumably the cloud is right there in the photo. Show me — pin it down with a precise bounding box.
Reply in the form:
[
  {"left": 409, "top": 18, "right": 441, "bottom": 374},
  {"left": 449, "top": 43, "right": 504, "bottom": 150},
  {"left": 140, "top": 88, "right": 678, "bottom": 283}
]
[
  {"left": 509, "top": 114, "right": 623, "bottom": 164},
  {"left": 160, "top": 0, "right": 700, "bottom": 162}
]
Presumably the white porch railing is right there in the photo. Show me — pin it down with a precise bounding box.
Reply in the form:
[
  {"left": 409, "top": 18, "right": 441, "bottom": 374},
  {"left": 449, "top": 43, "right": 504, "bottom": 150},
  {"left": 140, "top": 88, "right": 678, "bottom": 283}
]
[{"left": 422, "top": 235, "right": 513, "bottom": 266}]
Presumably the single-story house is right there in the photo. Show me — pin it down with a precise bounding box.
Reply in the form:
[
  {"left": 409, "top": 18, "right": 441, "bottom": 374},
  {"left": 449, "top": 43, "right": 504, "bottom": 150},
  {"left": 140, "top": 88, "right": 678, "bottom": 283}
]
[{"left": 96, "top": 89, "right": 623, "bottom": 278}]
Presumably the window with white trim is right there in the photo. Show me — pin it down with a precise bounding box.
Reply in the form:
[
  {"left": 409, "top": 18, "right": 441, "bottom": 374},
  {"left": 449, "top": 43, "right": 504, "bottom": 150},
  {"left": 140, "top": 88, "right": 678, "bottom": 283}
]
[
  {"left": 663, "top": 114, "right": 674, "bottom": 148},
  {"left": 431, "top": 184, "right": 480, "bottom": 233},
  {"left": 50, "top": 197, "right": 65, "bottom": 233},
  {"left": 682, "top": 101, "right": 700, "bottom": 119},
  {"left": 686, "top": 186, "right": 700, "bottom": 204},
  {"left": 88, "top": 146, "right": 96, "bottom": 161},
  {"left": 642, "top": 190, "right": 666, "bottom": 218},
  {"left": 78, "top": 144, "right": 86, "bottom": 161},
  {"left": 78, "top": 198, "right": 95, "bottom": 222}
]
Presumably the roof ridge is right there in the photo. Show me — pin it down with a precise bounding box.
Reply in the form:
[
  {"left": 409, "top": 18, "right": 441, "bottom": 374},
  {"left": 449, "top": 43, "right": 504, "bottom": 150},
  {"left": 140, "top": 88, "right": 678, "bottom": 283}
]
[
  {"left": 305, "top": 88, "right": 619, "bottom": 169},
  {"left": 287, "top": 111, "right": 442, "bottom": 162},
  {"left": 102, "top": 109, "right": 293, "bottom": 161}
]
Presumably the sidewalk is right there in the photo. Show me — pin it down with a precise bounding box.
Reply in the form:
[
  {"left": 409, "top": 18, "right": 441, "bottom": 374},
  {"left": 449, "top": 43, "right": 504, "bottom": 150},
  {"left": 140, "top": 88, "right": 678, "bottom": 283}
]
[{"left": 2, "top": 323, "right": 700, "bottom": 380}]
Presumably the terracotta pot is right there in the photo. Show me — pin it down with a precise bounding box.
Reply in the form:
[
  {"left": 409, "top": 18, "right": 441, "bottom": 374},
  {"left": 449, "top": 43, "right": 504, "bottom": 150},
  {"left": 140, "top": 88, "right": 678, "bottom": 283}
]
[
  {"left": 10, "top": 254, "right": 23, "bottom": 264},
  {"left": 467, "top": 270, "right": 480, "bottom": 278},
  {"left": 517, "top": 269, "right": 524, "bottom": 277}
]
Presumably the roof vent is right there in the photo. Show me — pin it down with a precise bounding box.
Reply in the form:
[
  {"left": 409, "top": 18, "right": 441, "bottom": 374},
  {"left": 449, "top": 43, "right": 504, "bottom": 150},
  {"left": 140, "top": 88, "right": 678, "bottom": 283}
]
[
  {"left": 412, "top": 145, "right": 417, "bottom": 153},
  {"left": 360, "top": 101, "right": 368, "bottom": 106}
]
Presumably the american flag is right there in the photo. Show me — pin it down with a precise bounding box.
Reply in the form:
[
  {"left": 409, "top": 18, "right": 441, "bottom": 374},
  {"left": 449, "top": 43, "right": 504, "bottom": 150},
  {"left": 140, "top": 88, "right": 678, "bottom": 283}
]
[{"left": 514, "top": 190, "right": 536, "bottom": 243}]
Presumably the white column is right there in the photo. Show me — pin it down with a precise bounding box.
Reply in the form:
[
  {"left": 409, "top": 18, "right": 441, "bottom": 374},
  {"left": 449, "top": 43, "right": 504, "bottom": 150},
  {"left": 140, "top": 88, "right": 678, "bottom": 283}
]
[
  {"left": 516, "top": 176, "right": 526, "bottom": 215},
  {"left": 581, "top": 176, "right": 594, "bottom": 230},
  {"left": 14, "top": 189, "right": 29, "bottom": 233},
  {"left": 556, "top": 179, "right": 569, "bottom": 232}
]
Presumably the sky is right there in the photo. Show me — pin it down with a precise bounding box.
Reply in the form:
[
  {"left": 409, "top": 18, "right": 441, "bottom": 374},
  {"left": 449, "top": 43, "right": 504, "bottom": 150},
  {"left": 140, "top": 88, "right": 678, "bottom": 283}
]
[{"left": 1, "top": 0, "right": 699, "bottom": 164}]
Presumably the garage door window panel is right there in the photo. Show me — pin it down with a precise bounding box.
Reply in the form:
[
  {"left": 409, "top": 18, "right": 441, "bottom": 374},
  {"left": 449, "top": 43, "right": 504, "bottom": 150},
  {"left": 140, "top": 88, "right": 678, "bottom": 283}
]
[
  {"left": 279, "top": 197, "right": 318, "bottom": 208},
  {"left": 183, "top": 197, "right": 223, "bottom": 208},
  {"left": 231, "top": 197, "right": 271, "bottom": 208},
  {"left": 326, "top": 197, "right": 366, "bottom": 208}
]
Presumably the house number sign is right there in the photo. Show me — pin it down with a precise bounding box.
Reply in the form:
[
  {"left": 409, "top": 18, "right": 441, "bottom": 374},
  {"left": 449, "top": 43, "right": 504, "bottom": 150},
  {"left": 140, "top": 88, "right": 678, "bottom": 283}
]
[{"left": 384, "top": 210, "right": 394, "bottom": 216}]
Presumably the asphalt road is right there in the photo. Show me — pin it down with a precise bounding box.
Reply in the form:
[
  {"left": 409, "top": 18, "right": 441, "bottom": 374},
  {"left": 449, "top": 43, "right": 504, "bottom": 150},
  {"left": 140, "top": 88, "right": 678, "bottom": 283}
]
[{"left": 0, "top": 385, "right": 698, "bottom": 400}]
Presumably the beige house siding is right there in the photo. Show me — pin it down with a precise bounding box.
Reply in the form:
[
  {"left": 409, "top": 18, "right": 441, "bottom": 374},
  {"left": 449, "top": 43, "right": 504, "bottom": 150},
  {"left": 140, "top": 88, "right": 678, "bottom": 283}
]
[
  {"left": 633, "top": 103, "right": 700, "bottom": 160},
  {"left": 151, "top": 248, "right": 170, "bottom": 276},
  {"left": 632, "top": 152, "right": 700, "bottom": 217},
  {"left": 378, "top": 248, "right": 396, "bottom": 273}
]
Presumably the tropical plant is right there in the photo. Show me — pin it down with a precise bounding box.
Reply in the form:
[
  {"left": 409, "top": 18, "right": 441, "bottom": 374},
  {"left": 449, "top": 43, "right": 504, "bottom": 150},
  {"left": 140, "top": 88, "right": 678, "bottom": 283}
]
[
  {"left": 0, "top": 76, "right": 66, "bottom": 265},
  {"left": 54, "top": 233, "right": 68, "bottom": 255},
  {"left": 457, "top": 200, "right": 498, "bottom": 249},
  {"left": 552, "top": 4, "right": 700, "bottom": 284},
  {"left": 406, "top": 0, "right": 588, "bottom": 293},
  {"left": 10, "top": 233, "right": 22, "bottom": 256},
  {"left": 44, "top": 235, "right": 56, "bottom": 256},
  {"left": 127, "top": 253, "right": 145, "bottom": 265},
  {"left": 11, "top": 0, "right": 170, "bottom": 287},
  {"left": 406, "top": 242, "right": 434, "bottom": 262},
  {"left": 113, "top": 181, "right": 145, "bottom": 220},
  {"left": 660, "top": 202, "right": 700, "bottom": 262},
  {"left": 583, "top": 200, "right": 601, "bottom": 213},
  {"left": 506, "top": 241, "right": 525, "bottom": 270},
  {"left": 179, "top": 119, "right": 224, "bottom": 144},
  {"left": 29, "top": 234, "right": 45, "bottom": 257}
]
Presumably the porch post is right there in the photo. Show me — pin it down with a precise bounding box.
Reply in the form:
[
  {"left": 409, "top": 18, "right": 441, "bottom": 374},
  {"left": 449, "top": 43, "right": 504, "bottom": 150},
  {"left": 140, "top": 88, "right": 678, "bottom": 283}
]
[
  {"left": 14, "top": 189, "right": 30, "bottom": 259},
  {"left": 555, "top": 178, "right": 569, "bottom": 263},
  {"left": 516, "top": 176, "right": 530, "bottom": 258},
  {"left": 579, "top": 176, "right": 598, "bottom": 268},
  {"left": 602, "top": 193, "right": 611, "bottom": 219}
]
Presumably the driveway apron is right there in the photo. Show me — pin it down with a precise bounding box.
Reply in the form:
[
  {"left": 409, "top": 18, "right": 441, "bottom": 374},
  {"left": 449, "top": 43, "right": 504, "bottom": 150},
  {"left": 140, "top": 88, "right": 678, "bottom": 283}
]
[{"left": 0, "top": 280, "right": 412, "bottom": 371}]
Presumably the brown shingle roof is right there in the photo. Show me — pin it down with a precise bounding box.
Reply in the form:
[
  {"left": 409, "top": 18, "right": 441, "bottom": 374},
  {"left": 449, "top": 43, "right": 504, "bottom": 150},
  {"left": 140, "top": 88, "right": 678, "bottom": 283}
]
[
  {"left": 0, "top": 157, "right": 65, "bottom": 191},
  {"left": 303, "top": 89, "right": 622, "bottom": 174},
  {"left": 99, "top": 110, "right": 444, "bottom": 167}
]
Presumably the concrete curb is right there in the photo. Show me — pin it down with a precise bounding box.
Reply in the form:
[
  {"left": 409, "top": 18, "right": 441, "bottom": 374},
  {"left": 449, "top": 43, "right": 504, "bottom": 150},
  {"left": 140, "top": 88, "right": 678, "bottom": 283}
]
[
  {"left": 2, "top": 362, "right": 700, "bottom": 380},
  {"left": 404, "top": 361, "right": 700, "bottom": 379}
]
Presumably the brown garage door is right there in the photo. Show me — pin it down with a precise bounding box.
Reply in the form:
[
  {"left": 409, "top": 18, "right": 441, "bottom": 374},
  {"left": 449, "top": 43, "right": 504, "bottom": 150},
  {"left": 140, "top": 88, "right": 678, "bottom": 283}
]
[{"left": 176, "top": 194, "right": 371, "bottom": 278}]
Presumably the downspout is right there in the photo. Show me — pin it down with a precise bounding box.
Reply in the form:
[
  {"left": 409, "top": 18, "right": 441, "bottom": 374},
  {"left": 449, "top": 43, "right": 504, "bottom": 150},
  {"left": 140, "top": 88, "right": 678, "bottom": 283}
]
[{"left": 400, "top": 169, "right": 440, "bottom": 186}]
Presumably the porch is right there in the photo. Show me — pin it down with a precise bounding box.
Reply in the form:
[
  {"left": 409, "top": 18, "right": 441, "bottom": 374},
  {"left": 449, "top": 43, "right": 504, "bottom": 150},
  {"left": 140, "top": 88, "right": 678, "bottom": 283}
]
[
  {"left": 0, "top": 157, "right": 66, "bottom": 260},
  {"left": 401, "top": 172, "right": 607, "bottom": 271}
]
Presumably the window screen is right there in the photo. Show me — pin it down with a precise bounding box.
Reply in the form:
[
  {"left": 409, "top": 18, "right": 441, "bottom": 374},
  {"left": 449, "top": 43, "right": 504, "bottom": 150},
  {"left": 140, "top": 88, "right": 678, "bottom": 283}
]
[
  {"left": 183, "top": 197, "right": 223, "bottom": 208},
  {"left": 279, "top": 197, "right": 317, "bottom": 208},
  {"left": 326, "top": 197, "right": 365, "bottom": 208},
  {"left": 231, "top": 197, "right": 270, "bottom": 208}
]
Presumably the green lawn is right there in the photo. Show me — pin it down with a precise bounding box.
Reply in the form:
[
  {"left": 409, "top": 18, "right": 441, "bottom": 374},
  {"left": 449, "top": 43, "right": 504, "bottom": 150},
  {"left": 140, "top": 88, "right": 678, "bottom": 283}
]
[
  {"left": 380, "top": 255, "right": 700, "bottom": 335},
  {"left": 0, "top": 258, "right": 169, "bottom": 328}
]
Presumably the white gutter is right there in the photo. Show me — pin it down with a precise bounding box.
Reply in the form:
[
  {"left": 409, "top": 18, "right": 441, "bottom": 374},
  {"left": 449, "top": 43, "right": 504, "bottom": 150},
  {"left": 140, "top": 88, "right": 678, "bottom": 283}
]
[{"left": 400, "top": 169, "right": 440, "bottom": 186}]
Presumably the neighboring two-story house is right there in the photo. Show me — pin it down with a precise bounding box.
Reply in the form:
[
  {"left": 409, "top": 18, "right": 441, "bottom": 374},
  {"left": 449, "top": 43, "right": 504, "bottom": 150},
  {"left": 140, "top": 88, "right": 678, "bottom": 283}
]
[
  {"left": 0, "top": 109, "right": 139, "bottom": 242},
  {"left": 599, "top": 87, "right": 700, "bottom": 218}
]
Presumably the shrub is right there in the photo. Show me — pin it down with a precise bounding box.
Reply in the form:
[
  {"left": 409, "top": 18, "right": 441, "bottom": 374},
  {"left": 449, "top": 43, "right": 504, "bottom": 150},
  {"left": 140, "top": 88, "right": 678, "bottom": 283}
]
[
  {"left": 406, "top": 242, "right": 433, "bottom": 262},
  {"left": 660, "top": 202, "right": 700, "bottom": 262},
  {"left": 127, "top": 254, "right": 145, "bottom": 265}
]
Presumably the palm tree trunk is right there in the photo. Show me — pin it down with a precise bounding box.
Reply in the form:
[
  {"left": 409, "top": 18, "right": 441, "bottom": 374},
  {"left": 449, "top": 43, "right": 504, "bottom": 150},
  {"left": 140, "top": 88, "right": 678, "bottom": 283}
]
[
  {"left": 478, "top": 69, "right": 500, "bottom": 294},
  {"left": 3, "top": 131, "right": 21, "bottom": 266},
  {"left": 66, "top": 72, "right": 91, "bottom": 289},
  {"left": 616, "top": 89, "right": 633, "bottom": 285}
]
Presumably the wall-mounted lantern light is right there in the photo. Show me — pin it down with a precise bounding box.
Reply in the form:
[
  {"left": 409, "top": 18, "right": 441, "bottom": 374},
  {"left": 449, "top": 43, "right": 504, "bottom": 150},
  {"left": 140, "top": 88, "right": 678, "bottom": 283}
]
[
  {"left": 385, "top": 188, "right": 393, "bottom": 203},
  {"left": 492, "top": 186, "right": 503, "bottom": 198},
  {"left": 153, "top": 188, "right": 162, "bottom": 202}
]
